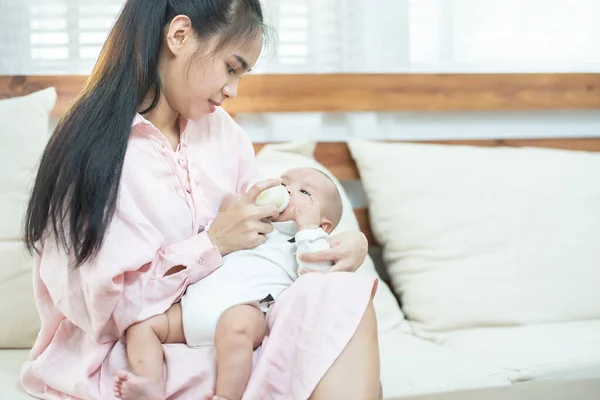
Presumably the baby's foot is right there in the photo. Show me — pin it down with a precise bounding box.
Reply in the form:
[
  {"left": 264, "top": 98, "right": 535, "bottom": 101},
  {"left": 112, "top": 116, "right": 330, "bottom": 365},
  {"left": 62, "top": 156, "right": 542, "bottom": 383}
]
[
  {"left": 114, "top": 370, "right": 164, "bottom": 400},
  {"left": 204, "top": 389, "right": 229, "bottom": 400}
]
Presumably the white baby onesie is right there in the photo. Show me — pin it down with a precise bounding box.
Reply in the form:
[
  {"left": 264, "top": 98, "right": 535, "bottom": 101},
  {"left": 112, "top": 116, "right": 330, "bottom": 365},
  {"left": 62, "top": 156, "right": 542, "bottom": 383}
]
[{"left": 180, "top": 221, "right": 332, "bottom": 347}]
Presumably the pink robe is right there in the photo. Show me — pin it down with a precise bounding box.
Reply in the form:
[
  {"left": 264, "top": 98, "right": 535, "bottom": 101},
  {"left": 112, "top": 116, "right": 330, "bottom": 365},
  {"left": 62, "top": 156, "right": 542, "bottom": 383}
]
[{"left": 21, "top": 109, "right": 375, "bottom": 399}]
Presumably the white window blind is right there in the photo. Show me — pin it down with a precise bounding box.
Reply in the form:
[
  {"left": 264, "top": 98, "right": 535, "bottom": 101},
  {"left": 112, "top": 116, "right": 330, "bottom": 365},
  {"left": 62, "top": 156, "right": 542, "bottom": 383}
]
[
  {"left": 258, "top": 0, "right": 343, "bottom": 73},
  {"left": 262, "top": 0, "right": 600, "bottom": 73},
  {"left": 1, "top": 0, "right": 124, "bottom": 74},
  {"left": 1, "top": 0, "right": 599, "bottom": 74},
  {"left": 407, "top": 0, "right": 600, "bottom": 72}
]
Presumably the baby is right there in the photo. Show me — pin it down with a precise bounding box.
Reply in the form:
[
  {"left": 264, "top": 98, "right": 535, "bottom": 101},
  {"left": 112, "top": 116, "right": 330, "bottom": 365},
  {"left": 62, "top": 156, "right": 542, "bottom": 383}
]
[{"left": 114, "top": 167, "right": 344, "bottom": 400}]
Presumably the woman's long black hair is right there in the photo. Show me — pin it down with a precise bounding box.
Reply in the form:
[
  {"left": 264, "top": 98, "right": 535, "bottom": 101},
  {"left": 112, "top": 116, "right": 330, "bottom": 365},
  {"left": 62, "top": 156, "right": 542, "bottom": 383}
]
[{"left": 24, "top": 0, "right": 268, "bottom": 266}]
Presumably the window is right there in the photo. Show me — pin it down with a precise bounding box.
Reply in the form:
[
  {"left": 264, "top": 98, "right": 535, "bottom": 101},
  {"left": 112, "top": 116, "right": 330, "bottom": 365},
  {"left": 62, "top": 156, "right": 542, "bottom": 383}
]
[
  {"left": 1, "top": 0, "right": 124, "bottom": 74},
  {"left": 408, "top": 0, "right": 600, "bottom": 72},
  {"left": 258, "top": 0, "right": 343, "bottom": 73},
  {"left": 1, "top": 0, "right": 598, "bottom": 74},
  {"left": 262, "top": 0, "right": 600, "bottom": 73}
]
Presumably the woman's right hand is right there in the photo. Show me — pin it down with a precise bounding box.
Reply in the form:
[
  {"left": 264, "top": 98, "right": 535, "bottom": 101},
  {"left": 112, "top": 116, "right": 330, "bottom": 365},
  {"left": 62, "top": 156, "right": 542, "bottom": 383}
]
[{"left": 207, "top": 179, "right": 282, "bottom": 256}]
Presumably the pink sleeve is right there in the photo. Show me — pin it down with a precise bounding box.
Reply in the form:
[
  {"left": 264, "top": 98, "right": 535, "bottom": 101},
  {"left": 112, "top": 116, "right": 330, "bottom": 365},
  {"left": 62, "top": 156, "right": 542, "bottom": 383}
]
[
  {"left": 38, "top": 188, "right": 223, "bottom": 344},
  {"left": 234, "top": 124, "right": 261, "bottom": 195}
]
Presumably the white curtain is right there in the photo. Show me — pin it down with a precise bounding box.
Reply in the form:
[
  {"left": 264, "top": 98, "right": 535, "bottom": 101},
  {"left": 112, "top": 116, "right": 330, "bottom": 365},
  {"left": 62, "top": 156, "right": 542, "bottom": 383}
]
[
  {"left": 2, "top": 0, "right": 599, "bottom": 141},
  {"left": 259, "top": 0, "right": 600, "bottom": 73},
  {"left": 0, "top": 0, "right": 123, "bottom": 74},
  {"left": 2, "top": 0, "right": 598, "bottom": 74}
]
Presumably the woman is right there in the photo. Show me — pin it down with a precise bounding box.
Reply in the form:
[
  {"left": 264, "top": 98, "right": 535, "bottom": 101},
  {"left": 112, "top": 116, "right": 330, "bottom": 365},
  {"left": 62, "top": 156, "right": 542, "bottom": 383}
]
[{"left": 22, "top": 0, "right": 380, "bottom": 399}]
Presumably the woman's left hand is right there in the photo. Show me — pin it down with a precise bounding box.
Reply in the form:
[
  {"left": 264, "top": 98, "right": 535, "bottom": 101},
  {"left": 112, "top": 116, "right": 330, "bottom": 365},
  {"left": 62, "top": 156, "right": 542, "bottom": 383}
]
[{"left": 298, "top": 230, "right": 368, "bottom": 273}]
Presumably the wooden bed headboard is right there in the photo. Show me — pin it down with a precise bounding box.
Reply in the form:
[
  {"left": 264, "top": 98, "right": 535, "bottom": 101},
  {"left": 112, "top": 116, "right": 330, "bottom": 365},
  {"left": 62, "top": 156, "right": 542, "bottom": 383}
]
[{"left": 2, "top": 73, "right": 600, "bottom": 244}]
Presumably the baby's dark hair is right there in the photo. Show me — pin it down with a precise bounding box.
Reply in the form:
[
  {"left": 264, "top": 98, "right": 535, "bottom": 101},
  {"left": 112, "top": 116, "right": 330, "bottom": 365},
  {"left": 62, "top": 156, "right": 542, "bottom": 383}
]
[{"left": 313, "top": 169, "right": 344, "bottom": 230}]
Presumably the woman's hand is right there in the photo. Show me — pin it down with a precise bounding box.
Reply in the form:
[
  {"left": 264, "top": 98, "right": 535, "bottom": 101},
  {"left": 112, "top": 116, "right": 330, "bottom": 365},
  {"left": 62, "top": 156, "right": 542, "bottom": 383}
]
[
  {"left": 299, "top": 230, "right": 368, "bottom": 273},
  {"left": 207, "top": 179, "right": 282, "bottom": 256}
]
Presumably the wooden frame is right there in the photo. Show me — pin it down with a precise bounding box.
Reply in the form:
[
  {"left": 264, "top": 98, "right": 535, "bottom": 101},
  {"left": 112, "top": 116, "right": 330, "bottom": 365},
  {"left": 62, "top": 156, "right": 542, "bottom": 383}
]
[
  {"left": 2, "top": 73, "right": 600, "bottom": 244},
  {"left": 1, "top": 73, "right": 599, "bottom": 117}
]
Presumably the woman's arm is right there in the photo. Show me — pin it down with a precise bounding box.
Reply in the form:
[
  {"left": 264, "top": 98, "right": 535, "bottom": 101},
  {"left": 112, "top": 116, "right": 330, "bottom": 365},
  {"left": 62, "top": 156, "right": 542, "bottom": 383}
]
[
  {"left": 234, "top": 123, "right": 262, "bottom": 194},
  {"left": 39, "top": 190, "right": 223, "bottom": 344},
  {"left": 298, "top": 230, "right": 368, "bottom": 273}
]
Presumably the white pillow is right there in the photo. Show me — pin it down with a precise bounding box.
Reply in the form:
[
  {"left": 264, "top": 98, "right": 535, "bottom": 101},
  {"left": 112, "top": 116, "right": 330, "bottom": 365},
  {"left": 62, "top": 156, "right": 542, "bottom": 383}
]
[
  {"left": 348, "top": 138, "right": 600, "bottom": 340},
  {"left": 256, "top": 139, "right": 410, "bottom": 333},
  {"left": 0, "top": 242, "right": 40, "bottom": 348},
  {"left": 0, "top": 88, "right": 56, "bottom": 348},
  {"left": 0, "top": 88, "right": 56, "bottom": 239}
]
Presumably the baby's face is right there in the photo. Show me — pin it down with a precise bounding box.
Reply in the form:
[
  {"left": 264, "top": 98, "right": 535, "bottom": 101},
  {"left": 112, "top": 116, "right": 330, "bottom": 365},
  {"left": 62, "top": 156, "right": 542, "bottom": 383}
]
[{"left": 273, "top": 168, "right": 334, "bottom": 225}]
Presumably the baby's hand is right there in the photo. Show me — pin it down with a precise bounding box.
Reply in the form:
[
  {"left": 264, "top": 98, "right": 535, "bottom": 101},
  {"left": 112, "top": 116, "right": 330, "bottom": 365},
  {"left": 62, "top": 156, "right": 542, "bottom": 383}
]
[{"left": 294, "top": 198, "right": 321, "bottom": 231}]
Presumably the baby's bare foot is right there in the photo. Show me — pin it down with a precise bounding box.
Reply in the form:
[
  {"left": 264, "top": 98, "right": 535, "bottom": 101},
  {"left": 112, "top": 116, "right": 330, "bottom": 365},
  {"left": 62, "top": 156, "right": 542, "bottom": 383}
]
[
  {"left": 114, "top": 370, "right": 164, "bottom": 400},
  {"left": 204, "top": 389, "right": 229, "bottom": 400}
]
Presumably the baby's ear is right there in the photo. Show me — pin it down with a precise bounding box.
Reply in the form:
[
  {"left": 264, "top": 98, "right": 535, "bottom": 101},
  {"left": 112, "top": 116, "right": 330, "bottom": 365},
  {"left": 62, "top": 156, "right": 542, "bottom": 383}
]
[{"left": 320, "top": 219, "right": 333, "bottom": 234}]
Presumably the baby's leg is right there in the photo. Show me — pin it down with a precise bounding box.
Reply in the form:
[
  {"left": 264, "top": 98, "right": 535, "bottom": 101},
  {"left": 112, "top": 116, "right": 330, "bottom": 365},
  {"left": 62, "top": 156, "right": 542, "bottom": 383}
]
[
  {"left": 213, "top": 304, "right": 266, "bottom": 400},
  {"left": 114, "top": 303, "right": 185, "bottom": 400}
]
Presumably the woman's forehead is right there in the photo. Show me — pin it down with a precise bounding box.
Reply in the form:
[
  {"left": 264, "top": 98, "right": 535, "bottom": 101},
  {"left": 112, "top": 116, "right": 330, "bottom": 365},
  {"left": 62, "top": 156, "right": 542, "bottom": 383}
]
[{"left": 220, "top": 34, "right": 263, "bottom": 65}]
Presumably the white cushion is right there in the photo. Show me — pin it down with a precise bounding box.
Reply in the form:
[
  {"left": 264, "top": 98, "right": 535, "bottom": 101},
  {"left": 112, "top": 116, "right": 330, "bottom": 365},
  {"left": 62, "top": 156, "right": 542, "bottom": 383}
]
[
  {"left": 348, "top": 139, "right": 600, "bottom": 338},
  {"left": 441, "top": 320, "right": 600, "bottom": 383},
  {"left": 378, "top": 329, "right": 511, "bottom": 398},
  {"left": 0, "top": 88, "right": 56, "bottom": 240},
  {"left": 0, "top": 349, "right": 32, "bottom": 399},
  {"left": 0, "top": 89, "right": 55, "bottom": 348},
  {"left": 0, "top": 331, "right": 511, "bottom": 400},
  {"left": 256, "top": 139, "right": 410, "bottom": 333},
  {"left": 0, "top": 242, "right": 39, "bottom": 348}
]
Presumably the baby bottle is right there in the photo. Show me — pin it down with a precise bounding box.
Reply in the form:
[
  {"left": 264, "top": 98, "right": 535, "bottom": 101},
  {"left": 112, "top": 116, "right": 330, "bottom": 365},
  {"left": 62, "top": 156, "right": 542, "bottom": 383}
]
[{"left": 253, "top": 181, "right": 290, "bottom": 213}]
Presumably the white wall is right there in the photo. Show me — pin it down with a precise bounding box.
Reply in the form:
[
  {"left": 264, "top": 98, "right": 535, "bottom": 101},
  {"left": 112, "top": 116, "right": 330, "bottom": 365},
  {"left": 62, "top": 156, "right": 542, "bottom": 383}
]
[{"left": 237, "top": 111, "right": 600, "bottom": 143}]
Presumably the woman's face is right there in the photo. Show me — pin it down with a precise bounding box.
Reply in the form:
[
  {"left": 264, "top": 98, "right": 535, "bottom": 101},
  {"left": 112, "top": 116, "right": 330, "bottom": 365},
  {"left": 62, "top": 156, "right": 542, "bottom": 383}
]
[{"left": 160, "top": 16, "right": 263, "bottom": 120}]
